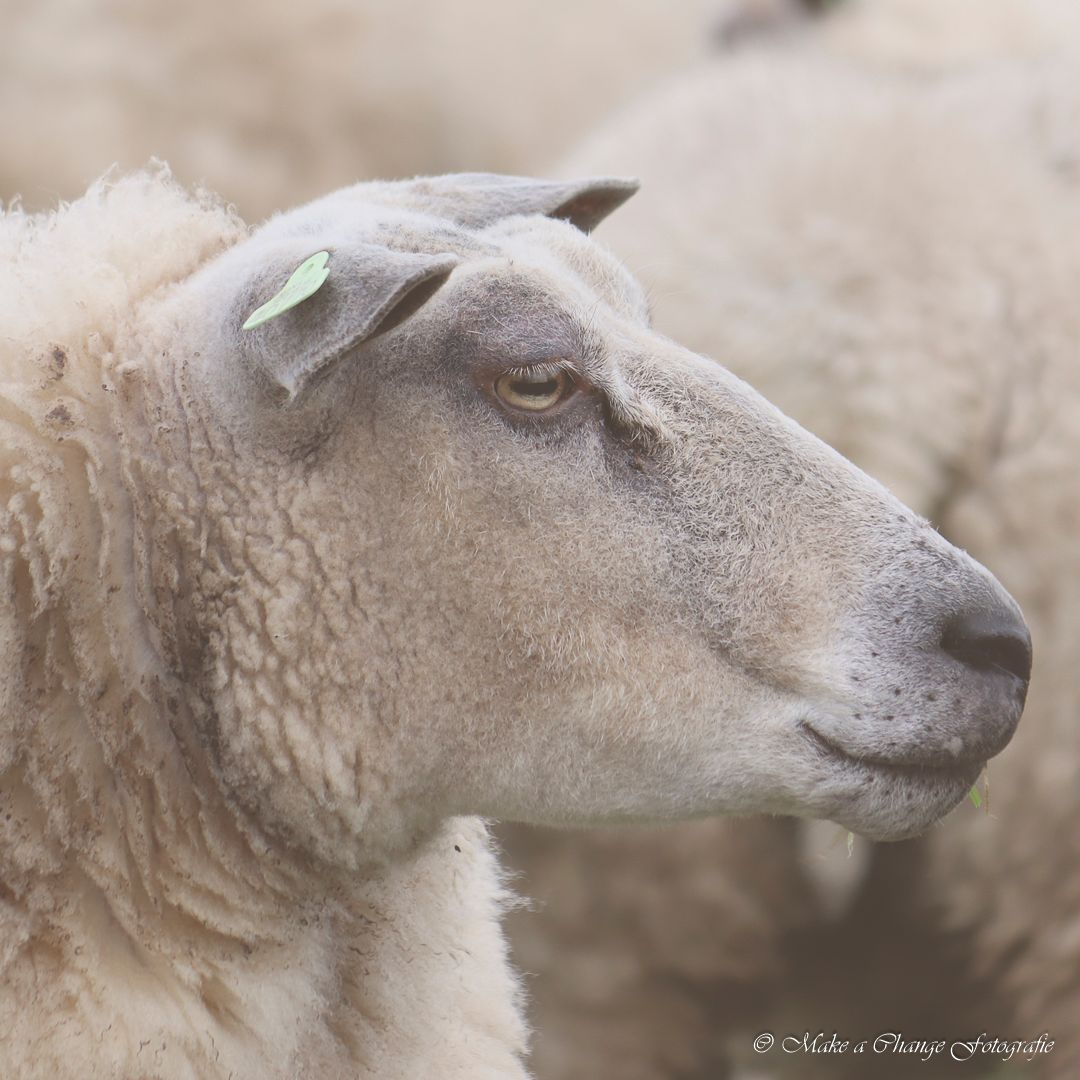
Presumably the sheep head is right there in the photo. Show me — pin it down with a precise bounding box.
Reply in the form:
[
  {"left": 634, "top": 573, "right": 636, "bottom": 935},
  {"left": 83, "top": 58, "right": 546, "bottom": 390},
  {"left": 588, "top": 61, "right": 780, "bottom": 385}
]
[{"left": 126, "top": 173, "right": 1029, "bottom": 866}]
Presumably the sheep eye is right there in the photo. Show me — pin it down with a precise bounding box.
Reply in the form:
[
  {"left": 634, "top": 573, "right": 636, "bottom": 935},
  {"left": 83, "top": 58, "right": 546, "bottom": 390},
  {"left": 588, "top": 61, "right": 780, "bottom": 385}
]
[{"left": 493, "top": 369, "right": 573, "bottom": 413}]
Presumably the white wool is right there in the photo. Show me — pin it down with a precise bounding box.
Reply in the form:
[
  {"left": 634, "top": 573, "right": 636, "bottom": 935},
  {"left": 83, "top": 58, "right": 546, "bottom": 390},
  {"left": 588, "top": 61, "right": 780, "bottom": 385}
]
[{"left": 0, "top": 173, "right": 528, "bottom": 1079}]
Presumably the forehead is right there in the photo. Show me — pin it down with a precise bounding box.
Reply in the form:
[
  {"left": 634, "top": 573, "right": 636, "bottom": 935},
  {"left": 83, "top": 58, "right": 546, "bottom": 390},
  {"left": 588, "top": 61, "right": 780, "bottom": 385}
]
[
  {"left": 266, "top": 185, "right": 644, "bottom": 292},
  {"left": 439, "top": 262, "right": 588, "bottom": 368},
  {"left": 254, "top": 189, "right": 650, "bottom": 338},
  {"left": 478, "top": 215, "right": 651, "bottom": 322}
]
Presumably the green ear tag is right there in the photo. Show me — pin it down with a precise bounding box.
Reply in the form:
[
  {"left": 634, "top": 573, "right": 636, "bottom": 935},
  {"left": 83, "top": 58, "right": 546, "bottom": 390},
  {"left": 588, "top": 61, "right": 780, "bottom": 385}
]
[{"left": 242, "top": 250, "right": 331, "bottom": 330}]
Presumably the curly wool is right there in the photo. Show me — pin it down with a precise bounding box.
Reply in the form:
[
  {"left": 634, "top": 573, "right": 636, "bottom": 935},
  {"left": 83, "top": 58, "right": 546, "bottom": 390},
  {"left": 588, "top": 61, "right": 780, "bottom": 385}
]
[{"left": 0, "top": 172, "right": 528, "bottom": 1080}]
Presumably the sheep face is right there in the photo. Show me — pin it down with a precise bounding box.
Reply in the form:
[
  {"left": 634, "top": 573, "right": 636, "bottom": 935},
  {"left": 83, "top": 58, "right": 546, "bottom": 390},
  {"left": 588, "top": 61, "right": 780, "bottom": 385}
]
[{"left": 136, "top": 175, "right": 1029, "bottom": 861}]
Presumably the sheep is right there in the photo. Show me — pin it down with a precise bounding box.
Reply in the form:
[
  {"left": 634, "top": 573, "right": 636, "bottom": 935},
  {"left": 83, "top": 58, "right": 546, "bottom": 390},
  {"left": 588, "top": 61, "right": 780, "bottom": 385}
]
[
  {"left": 814, "top": 0, "right": 1080, "bottom": 197},
  {"left": 0, "top": 165, "right": 1033, "bottom": 1078},
  {"left": 504, "top": 21, "right": 1079, "bottom": 1079},
  {"left": 0, "top": 0, "right": 718, "bottom": 221},
  {"left": 816, "top": 0, "right": 1080, "bottom": 70}
]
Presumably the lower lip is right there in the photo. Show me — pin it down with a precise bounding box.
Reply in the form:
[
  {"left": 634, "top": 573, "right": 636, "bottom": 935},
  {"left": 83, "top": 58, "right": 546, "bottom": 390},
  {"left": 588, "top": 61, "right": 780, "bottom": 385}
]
[{"left": 799, "top": 722, "right": 983, "bottom": 787}]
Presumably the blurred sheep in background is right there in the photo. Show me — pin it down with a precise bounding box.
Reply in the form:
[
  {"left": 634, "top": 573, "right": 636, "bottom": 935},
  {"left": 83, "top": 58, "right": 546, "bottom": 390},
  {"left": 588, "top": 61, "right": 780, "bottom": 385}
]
[
  {"left": 502, "top": 2, "right": 1080, "bottom": 1077},
  {"left": 1, "top": 0, "right": 717, "bottom": 219}
]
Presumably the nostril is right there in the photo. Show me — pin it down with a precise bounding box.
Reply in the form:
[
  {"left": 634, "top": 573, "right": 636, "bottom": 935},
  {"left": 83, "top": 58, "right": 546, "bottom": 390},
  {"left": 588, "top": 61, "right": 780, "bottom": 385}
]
[{"left": 940, "top": 606, "right": 1033, "bottom": 684}]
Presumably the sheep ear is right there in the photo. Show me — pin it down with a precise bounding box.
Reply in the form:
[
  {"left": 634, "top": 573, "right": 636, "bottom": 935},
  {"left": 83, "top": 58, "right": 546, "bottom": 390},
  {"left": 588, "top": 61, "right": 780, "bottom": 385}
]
[
  {"left": 404, "top": 173, "right": 640, "bottom": 232},
  {"left": 542, "top": 177, "right": 641, "bottom": 233},
  {"left": 236, "top": 242, "right": 459, "bottom": 403}
]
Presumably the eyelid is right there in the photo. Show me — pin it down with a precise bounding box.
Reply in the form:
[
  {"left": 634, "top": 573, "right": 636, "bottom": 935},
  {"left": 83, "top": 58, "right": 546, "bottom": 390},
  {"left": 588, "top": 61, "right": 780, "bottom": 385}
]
[{"left": 499, "top": 357, "right": 581, "bottom": 381}]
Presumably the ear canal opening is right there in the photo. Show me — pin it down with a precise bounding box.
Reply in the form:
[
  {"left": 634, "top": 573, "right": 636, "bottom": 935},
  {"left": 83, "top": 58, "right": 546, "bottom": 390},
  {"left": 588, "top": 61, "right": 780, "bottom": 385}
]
[
  {"left": 282, "top": 271, "right": 450, "bottom": 403},
  {"left": 263, "top": 248, "right": 460, "bottom": 406},
  {"left": 367, "top": 269, "right": 455, "bottom": 340}
]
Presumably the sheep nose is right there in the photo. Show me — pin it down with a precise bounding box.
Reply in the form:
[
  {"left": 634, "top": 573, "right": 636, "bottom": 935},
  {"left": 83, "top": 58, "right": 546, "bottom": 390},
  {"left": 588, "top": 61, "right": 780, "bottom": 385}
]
[{"left": 940, "top": 603, "right": 1032, "bottom": 686}]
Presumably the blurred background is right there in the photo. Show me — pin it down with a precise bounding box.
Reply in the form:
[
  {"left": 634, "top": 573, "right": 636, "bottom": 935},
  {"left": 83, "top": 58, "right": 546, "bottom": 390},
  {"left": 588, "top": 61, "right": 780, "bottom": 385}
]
[
  {"left": 4, "top": 1, "right": 1078, "bottom": 1077},
  {"left": 1, "top": 0, "right": 722, "bottom": 218}
]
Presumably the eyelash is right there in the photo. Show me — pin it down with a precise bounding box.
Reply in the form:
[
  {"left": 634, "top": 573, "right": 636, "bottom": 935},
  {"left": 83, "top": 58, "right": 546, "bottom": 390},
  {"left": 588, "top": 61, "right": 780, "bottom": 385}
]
[{"left": 499, "top": 358, "right": 579, "bottom": 382}]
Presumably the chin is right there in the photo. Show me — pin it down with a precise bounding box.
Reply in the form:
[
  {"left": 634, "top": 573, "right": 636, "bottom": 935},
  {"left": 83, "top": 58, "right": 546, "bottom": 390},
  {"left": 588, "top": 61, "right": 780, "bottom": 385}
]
[{"left": 823, "top": 761, "right": 985, "bottom": 841}]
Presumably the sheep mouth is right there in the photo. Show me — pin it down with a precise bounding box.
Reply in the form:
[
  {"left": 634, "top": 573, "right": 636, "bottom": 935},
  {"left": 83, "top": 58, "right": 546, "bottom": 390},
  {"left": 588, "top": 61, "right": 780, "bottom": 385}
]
[{"left": 798, "top": 721, "right": 983, "bottom": 787}]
